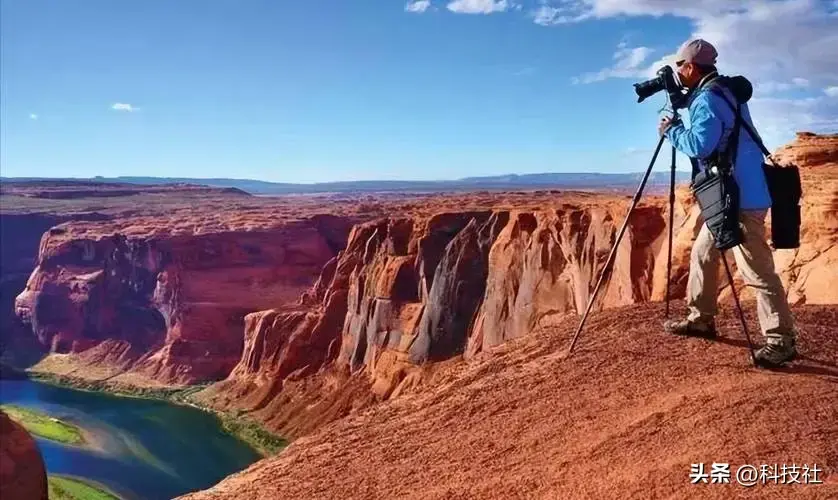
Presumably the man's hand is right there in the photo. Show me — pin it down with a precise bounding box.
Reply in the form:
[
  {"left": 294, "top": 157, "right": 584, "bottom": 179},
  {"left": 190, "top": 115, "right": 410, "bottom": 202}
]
[{"left": 658, "top": 116, "right": 673, "bottom": 137}]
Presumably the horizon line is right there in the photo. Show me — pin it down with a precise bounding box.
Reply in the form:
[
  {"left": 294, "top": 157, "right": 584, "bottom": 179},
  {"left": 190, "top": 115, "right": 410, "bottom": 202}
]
[{"left": 0, "top": 170, "right": 694, "bottom": 186}]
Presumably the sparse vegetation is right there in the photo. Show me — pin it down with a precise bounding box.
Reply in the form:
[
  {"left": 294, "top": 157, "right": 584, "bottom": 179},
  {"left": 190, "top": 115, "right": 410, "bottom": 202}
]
[
  {"left": 220, "top": 416, "right": 288, "bottom": 456},
  {"left": 47, "top": 475, "right": 120, "bottom": 500},
  {"left": 0, "top": 404, "right": 84, "bottom": 445}
]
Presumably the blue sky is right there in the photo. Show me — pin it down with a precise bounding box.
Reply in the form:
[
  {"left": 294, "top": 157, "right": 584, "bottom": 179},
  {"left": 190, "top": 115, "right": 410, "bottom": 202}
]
[{"left": 2, "top": 1, "right": 836, "bottom": 183}]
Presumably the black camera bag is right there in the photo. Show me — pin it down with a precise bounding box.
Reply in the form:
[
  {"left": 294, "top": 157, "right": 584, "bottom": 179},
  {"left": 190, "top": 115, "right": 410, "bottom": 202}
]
[{"left": 692, "top": 167, "right": 744, "bottom": 250}]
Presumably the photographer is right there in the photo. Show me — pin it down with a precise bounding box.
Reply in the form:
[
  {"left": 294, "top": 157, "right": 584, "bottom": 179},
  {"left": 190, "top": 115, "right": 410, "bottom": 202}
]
[{"left": 658, "top": 39, "right": 797, "bottom": 368}]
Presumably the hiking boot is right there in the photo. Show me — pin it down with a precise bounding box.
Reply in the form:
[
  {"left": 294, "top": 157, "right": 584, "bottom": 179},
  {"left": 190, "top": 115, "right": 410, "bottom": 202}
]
[
  {"left": 663, "top": 318, "right": 717, "bottom": 339},
  {"left": 754, "top": 337, "right": 797, "bottom": 368}
]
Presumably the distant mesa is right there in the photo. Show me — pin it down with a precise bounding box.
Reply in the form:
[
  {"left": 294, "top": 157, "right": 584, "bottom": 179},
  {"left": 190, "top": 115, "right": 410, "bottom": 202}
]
[
  {"left": 0, "top": 180, "right": 250, "bottom": 199},
  {"left": 1, "top": 171, "right": 692, "bottom": 196}
]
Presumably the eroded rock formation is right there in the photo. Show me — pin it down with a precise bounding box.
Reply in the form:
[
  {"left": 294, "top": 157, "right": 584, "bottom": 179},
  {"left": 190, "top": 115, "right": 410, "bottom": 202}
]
[
  {"left": 178, "top": 301, "right": 838, "bottom": 500},
  {"left": 14, "top": 216, "right": 353, "bottom": 384},
  {"left": 198, "top": 199, "right": 669, "bottom": 434},
  {"left": 0, "top": 213, "right": 109, "bottom": 367}
]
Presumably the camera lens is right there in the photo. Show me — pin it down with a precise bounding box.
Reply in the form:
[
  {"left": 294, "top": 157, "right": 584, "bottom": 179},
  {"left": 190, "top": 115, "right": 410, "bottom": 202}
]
[{"left": 634, "top": 76, "right": 665, "bottom": 103}]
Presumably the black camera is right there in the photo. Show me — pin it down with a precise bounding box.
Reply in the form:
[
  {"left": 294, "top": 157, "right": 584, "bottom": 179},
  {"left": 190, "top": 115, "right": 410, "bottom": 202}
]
[{"left": 633, "top": 65, "right": 688, "bottom": 109}]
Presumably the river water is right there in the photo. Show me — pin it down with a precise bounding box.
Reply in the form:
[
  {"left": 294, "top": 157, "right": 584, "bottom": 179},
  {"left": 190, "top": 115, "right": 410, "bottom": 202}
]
[{"left": 0, "top": 379, "right": 261, "bottom": 499}]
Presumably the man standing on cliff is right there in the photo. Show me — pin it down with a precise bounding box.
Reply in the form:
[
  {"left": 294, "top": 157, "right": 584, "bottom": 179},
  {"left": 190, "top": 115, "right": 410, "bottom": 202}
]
[{"left": 658, "top": 38, "right": 798, "bottom": 368}]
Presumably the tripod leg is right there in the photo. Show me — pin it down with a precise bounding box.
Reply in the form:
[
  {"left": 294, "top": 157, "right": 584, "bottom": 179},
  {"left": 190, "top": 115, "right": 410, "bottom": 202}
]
[
  {"left": 566, "top": 133, "right": 667, "bottom": 355},
  {"left": 666, "top": 145, "right": 676, "bottom": 318},
  {"left": 720, "top": 251, "right": 757, "bottom": 365}
]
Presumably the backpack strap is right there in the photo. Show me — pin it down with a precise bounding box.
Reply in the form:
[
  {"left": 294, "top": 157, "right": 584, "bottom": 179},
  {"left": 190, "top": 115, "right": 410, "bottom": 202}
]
[
  {"left": 701, "top": 83, "right": 742, "bottom": 174},
  {"left": 708, "top": 87, "right": 781, "bottom": 168}
]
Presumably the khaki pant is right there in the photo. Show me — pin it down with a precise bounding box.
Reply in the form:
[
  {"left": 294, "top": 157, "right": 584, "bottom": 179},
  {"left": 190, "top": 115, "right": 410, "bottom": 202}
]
[{"left": 687, "top": 209, "right": 796, "bottom": 342}]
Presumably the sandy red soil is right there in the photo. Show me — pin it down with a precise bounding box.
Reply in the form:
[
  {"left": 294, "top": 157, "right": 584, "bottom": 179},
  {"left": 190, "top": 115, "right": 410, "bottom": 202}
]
[{"left": 180, "top": 300, "right": 838, "bottom": 499}]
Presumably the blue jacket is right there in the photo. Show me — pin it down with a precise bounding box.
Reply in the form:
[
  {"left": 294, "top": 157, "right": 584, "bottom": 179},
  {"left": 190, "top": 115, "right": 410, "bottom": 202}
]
[{"left": 665, "top": 81, "right": 772, "bottom": 210}]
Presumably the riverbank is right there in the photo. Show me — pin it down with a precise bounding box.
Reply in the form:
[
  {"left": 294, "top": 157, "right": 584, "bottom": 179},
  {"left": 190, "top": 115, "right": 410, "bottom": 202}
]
[
  {"left": 27, "top": 371, "right": 287, "bottom": 457},
  {"left": 48, "top": 474, "right": 121, "bottom": 500},
  {"left": 1, "top": 403, "right": 85, "bottom": 445}
]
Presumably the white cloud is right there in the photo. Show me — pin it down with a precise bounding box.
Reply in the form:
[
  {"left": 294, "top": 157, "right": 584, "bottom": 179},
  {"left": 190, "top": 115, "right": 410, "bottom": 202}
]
[
  {"left": 111, "top": 103, "right": 138, "bottom": 112},
  {"left": 573, "top": 41, "right": 654, "bottom": 83},
  {"left": 555, "top": 1, "right": 838, "bottom": 84},
  {"left": 417, "top": 0, "right": 836, "bottom": 141},
  {"left": 555, "top": 0, "right": 838, "bottom": 140},
  {"left": 29, "top": 113, "right": 38, "bottom": 120},
  {"left": 447, "top": 0, "right": 511, "bottom": 14},
  {"left": 533, "top": 1, "right": 592, "bottom": 25},
  {"left": 686, "top": 1, "right": 838, "bottom": 84},
  {"left": 513, "top": 66, "right": 536, "bottom": 76},
  {"left": 749, "top": 95, "right": 838, "bottom": 149},
  {"left": 406, "top": 0, "right": 432, "bottom": 13},
  {"left": 575, "top": 0, "right": 757, "bottom": 20},
  {"left": 755, "top": 78, "right": 811, "bottom": 96}
]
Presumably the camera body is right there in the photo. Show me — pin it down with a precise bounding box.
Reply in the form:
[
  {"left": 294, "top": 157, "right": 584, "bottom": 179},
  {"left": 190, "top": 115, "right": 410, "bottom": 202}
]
[{"left": 633, "top": 65, "right": 689, "bottom": 109}]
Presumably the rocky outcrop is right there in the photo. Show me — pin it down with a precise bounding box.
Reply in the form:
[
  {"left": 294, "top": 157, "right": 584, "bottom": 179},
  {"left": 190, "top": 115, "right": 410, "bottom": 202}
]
[
  {"left": 0, "top": 410, "right": 48, "bottom": 500},
  {"left": 410, "top": 212, "right": 505, "bottom": 363},
  {"left": 773, "top": 131, "right": 838, "bottom": 169},
  {"left": 15, "top": 215, "right": 354, "bottom": 385},
  {"left": 0, "top": 213, "right": 109, "bottom": 368},
  {"left": 472, "top": 205, "right": 665, "bottom": 353},
  {"left": 196, "top": 199, "right": 668, "bottom": 435}
]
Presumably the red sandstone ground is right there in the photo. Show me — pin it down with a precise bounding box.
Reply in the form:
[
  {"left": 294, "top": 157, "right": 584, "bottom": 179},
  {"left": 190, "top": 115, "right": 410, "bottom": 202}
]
[{"left": 181, "top": 300, "right": 838, "bottom": 500}]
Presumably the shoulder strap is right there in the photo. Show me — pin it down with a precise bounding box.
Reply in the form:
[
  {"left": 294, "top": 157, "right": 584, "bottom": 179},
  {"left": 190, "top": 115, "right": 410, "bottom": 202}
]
[
  {"left": 701, "top": 83, "right": 741, "bottom": 173},
  {"left": 728, "top": 99, "right": 742, "bottom": 171},
  {"left": 709, "top": 88, "right": 781, "bottom": 167}
]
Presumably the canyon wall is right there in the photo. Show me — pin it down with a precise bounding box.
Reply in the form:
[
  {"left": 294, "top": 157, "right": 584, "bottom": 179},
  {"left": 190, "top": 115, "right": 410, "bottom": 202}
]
[
  {"left": 198, "top": 198, "right": 672, "bottom": 434},
  {"left": 0, "top": 213, "right": 110, "bottom": 367},
  {"left": 13, "top": 215, "right": 354, "bottom": 385},
  {"left": 0, "top": 183, "right": 256, "bottom": 369}
]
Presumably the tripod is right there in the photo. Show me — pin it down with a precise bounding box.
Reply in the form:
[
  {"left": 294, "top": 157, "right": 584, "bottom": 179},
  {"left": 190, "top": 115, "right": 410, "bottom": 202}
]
[{"left": 565, "top": 118, "right": 756, "bottom": 365}]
